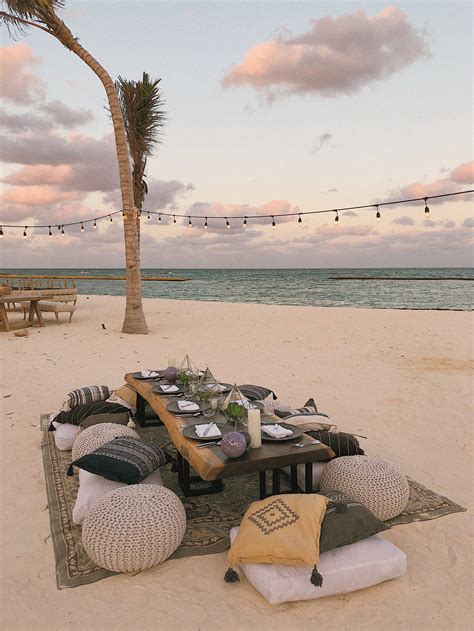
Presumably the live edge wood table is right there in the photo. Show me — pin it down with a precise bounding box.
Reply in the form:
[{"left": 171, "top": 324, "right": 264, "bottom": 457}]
[{"left": 125, "top": 374, "right": 335, "bottom": 500}]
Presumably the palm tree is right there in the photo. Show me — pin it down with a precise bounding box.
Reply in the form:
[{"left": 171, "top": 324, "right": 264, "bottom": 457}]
[
  {"left": 1, "top": 0, "right": 149, "bottom": 334},
  {"left": 116, "top": 73, "right": 166, "bottom": 239}
]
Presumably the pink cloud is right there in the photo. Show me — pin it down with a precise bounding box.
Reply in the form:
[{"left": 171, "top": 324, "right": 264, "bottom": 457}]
[
  {"left": 450, "top": 161, "right": 474, "bottom": 185},
  {"left": 3, "top": 165, "right": 72, "bottom": 186},
  {"left": 0, "top": 43, "right": 45, "bottom": 104},
  {"left": 2, "top": 185, "right": 81, "bottom": 207},
  {"left": 223, "top": 7, "right": 429, "bottom": 99}
]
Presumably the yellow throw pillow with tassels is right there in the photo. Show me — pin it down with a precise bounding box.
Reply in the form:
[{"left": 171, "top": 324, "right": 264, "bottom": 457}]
[{"left": 225, "top": 493, "right": 328, "bottom": 587}]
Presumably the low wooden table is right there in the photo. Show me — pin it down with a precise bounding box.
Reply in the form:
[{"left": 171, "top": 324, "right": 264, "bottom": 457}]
[
  {"left": 125, "top": 374, "right": 335, "bottom": 499},
  {"left": 0, "top": 292, "right": 48, "bottom": 332}
]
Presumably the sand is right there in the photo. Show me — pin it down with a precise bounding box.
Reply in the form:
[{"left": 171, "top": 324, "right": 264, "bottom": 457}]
[{"left": 1, "top": 295, "right": 472, "bottom": 631}]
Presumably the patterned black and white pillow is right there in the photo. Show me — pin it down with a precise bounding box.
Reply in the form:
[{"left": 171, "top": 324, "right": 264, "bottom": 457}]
[
  {"left": 307, "top": 430, "right": 364, "bottom": 457},
  {"left": 274, "top": 398, "right": 318, "bottom": 418},
  {"left": 64, "top": 385, "right": 111, "bottom": 411},
  {"left": 70, "top": 437, "right": 167, "bottom": 484},
  {"left": 238, "top": 385, "right": 277, "bottom": 401},
  {"left": 50, "top": 401, "right": 129, "bottom": 429}
]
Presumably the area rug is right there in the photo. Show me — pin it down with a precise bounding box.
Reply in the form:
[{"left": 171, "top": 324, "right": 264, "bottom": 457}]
[{"left": 41, "top": 415, "right": 466, "bottom": 589}]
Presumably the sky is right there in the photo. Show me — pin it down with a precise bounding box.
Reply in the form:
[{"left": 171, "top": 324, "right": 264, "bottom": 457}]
[{"left": 0, "top": 1, "right": 473, "bottom": 268}]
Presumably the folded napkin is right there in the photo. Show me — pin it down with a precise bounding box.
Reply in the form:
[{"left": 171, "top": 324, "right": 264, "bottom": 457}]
[
  {"left": 262, "top": 424, "right": 293, "bottom": 439},
  {"left": 177, "top": 400, "right": 200, "bottom": 412},
  {"left": 140, "top": 370, "right": 159, "bottom": 378},
  {"left": 233, "top": 398, "right": 256, "bottom": 410},
  {"left": 161, "top": 384, "right": 179, "bottom": 393},
  {"left": 195, "top": 423, "right": 222, "bottom": 439}
]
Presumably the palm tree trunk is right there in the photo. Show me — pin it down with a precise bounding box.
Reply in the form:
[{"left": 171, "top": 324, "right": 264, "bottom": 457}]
[{"left": 52, "top": 21, "right": 148, "bottom": 334}]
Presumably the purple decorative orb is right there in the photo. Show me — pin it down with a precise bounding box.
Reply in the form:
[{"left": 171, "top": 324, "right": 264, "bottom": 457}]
[
  {"left": 240, "top": 431, "right": 251, "bottom": 448},
  {"left": 162, "top": 367, "right": 178, "bottom": 383},
  {"left": 221, "top": 432, "right": 247, "bottom": 458}
]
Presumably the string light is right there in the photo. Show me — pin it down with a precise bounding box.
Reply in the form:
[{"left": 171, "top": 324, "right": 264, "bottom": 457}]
[
  {"left": 226, "top": 217, "right": 230, "bottom": 229},
  {"left": 81, "top": 223, "right": 85, "bottom": 233},
  {"left": 158, "top": 213, "right": 162, "bottom": 223},
  {"left": 272, "top": 216, "right": 276, "bottom": 229},
  {"left": 188, "top": 216, "right": 192, "bottom": 227},
  {"left": 147, "top": 211, "right": 150, "bottom": 220},
  {"left": 335, "top": 210, "right": 339, "bottom": 224},
  {"left": 204, "top": 217, "right": 208, "bottom": 229},
  {"left": 23, "top": 226, "right": 27, "bottom": 238},
  {"left": 0, "top": 226, "right": 3, "bottom": 238},
  {"left": 48, "top": 226, "right": 52, "bottom": 237},
  {"left": 61, "top": 226, "right": 65, "bottom": 236},
  {"left": 298, "top": 214, "right": 302, "bottom": 225},
  {"left": 93, "top": 220, "right": 97, "bottom": 229},
  {"left": 424, "top": 197, "right": 430, "bottom": 218},
  {"left": 243, "top": 217, "right": 247, "bottom": 229},
  {"left": 109, "top": 215, "right": 113, "bottom": 222},
  {"left": 173, "top": 215, "right": 177, "bottom": 224},
  {"left": 375, "top": 205, "right": 381, "bottom": 223}
]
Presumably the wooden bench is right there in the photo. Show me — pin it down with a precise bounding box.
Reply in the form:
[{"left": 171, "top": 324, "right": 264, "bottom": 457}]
[{"left": 39, "top": 301, "right": 76, "bottom": 323}]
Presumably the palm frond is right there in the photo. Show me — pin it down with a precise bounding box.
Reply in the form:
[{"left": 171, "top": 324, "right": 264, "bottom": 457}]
[{"left": 1, "top": 0, "right": 65, "bottom": 37}]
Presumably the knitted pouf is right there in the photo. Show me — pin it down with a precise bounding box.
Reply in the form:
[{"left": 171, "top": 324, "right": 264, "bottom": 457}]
[
  {"left": 71, "top": 422, "right": 139, "bottom": 462},
  {"left": 320, "top": 456, "right": 409, "bottom": 521},
  {"left": 82, "top": 485, "right": 186, "bottom": 572}
]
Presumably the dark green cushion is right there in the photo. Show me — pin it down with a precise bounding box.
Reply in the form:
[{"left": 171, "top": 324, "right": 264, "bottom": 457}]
[
  {"left": 320, "top": 490, "right": 389, "bottom": 553},
  {"left": 80, "top": 412, "right": 130, "bottom": 429}
]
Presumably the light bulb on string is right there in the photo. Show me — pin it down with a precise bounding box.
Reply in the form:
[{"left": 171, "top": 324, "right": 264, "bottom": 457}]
[
  {"left": 424, "top": 197, "right": 430, "bottom": 218},
  {"left": 204, "top": 217, "right": 208, "bottom": 230},
  {"left": 158, "top": 214, "right": 162, "bottom": 223},
  {"left": 226, "top": 217, "right": 230, "bottom": 229},
  {"left": 335, "top": 210, "right": 339, "bottom": 224},
  {"left": 81, "top": 223, "right": 85, "bottom": 233},
  {"left": 298, "top": 214, "right": 302, "bottom": 225},
  {"left": 61, "top": 226, "right": 65, "bottom": 236},
  {"left": 188, "top": 216, "right": 192, "bottom": 227},
  {"left": 23, "top": 226, "right": 27, "bottom": 238},
  {"left": 93, "top": 220, "right": 97, "bottom": 229},
  {"left": 271, "top": 216, "right": 276, "bottom": 229},
  {"left": 147, "top": 211, "right": 150, "bottom": 220},
  {"left": 109, "top": 215, "right": 113, "bottom": 222},
  {"left": 0, "top": 226, "right": 3, "bottom": 238},
  {"left": 48, "top": 226, "right": 52, "bottom": 237},
  {"left": 57, "top": 225, "right": 61, "bottom": 231},
  {"left": 375, "top": 206, "right": 381, "bottom": 223},
  {"left": 173, "top": 215, "right": 177, "bottom": 224},
  {"left": 243, "top": 216, "right": 247, "bottom": 229}
]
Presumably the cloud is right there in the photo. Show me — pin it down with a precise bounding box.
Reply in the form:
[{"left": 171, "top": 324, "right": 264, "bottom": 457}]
[
  {"left": 3, "top": 164, "right": 71, "bottom": 186},
  {"left": 223, "top": 7, "right": 429, "bottom": 100},
  {"left": 39, "top": 100, "right": 94, "bottom": 128},
  {"left": 342, "top": 210, "right": 358, "bottom": 217},
  {"left": 391, "top": 215, "right": 415, "bottom": 225},
  {"left": 462, "top": 217, "right": 474, "bottom": 228},
  {"left": 0, "top": 43, "right": 45, "bottom": 105},
  {"left": 311, "top": 132, "right": 332, "bottom": 154},
  {"left": 386, "top": 160, "right": 474, "bottom": 206}
]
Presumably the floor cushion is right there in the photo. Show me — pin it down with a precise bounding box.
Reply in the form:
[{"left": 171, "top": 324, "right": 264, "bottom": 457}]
[
  {"left": 82, "top": 485, "right": 186, "bottom": 572},
  {"left": 72, "top": 468, "right": 163, "bottom": 525},
  {"left": 51, "top": 401, "right": 130, "bottom": 428},
  {"left": 51, "top": 421, "right": 80, "bottom": 451},
  {"left": 71, "top": 423, "right": 139, "bottom": 463},
  {"left": 80, "top": 412, "right": 130, "bottom": 430},
  {"left": 63, "top": 386, "right": 111, "bottom": 412},
  {"left": 229, "top": 529, "right": 406, "bottom": 604}
]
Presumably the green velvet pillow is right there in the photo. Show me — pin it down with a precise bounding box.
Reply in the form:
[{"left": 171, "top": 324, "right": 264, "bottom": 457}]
[{"left": 320, "top": 491, "right": 389, "bottom": 553}]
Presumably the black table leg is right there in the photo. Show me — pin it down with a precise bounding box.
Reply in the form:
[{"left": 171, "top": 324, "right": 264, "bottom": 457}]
[
  {"left": 272, "top": 469, "right": 281, "bottom": 495},
  {"left": 136, "top": 392, "right": 146, "bottom": 426},
  {"left": 305, "top": 462, "right": 313, "bottom": 493},
  {"left": 290, "top": 465, "right": 299, "bottom": 493},
  {"left": 259, "top": 471, "right": 267, "bottom": 499},
  {"left": 176, "top": 452, "right": 224, "bottom": 497}
]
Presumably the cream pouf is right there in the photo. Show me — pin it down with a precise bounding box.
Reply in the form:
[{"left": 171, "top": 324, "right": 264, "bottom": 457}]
[
  {"left": 82, "top": 485, "right": 186, "bottom": 572},
  {"left": 320, "top": 456, "right": 409, "bottom": 521},
  {"left": 71, "top": 422, "right": 139, "bottom": 462}
]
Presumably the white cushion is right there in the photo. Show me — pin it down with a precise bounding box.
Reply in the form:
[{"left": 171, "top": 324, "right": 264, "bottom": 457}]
[
  {"left": 282, "top": 462, "right": 327, "bottom": 492},
  {"left": 72, "top": 468, "right": 163, "bottom": 525},
  {"left": 229, "top": 529, "right": 406, "bottom": 605},
  {"left": 52, "top": 421, "right": 80, "bottom": 451}
]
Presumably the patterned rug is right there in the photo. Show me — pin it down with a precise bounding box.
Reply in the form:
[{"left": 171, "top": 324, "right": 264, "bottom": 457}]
[{"left": 41, "top": 416, "right": 466, "bottom": 589}]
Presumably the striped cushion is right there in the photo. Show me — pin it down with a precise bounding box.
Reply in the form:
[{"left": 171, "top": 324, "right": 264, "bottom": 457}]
[
  {"left": 71, "top": 437, "right": 167, "bottom": 484},
  {"left": 64, "top": 385, "right": 111, "bottom": 411},
  {"left": 238, "top": 385, "right": 277, "bottom": 401},
  {"left": 50, "top": 401, "right": 129, "bottom": 428},
  {"left": 275, "top": 398, "right": 318, "bottom": 418},
  {"left": 307, "top": 431, "right": 364, "bottom": 457}
]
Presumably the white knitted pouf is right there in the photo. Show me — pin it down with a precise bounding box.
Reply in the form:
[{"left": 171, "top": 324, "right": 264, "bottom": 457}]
[
  {"left": 320, "top": 456, "right": 409, "bottom": 521},
  {"left": 82, "top": 485, "right": 186, "bottom": 572},
  {"left": 71, "top": 422, "right": 139, "bottom": 462}
]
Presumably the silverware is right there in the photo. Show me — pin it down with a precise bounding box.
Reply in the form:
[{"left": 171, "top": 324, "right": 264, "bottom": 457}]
[
  {"left": 202, "top": 422, "right": 214, "bottom": 437},
  {"left": 290, "top": 440, "right": 321, "bottom": 448},
  {"left": 175, "top": 412, "right": 201, "bottom": 418},
  {"left": 197, "top": 440, "right": 221, "bottom": 448}
]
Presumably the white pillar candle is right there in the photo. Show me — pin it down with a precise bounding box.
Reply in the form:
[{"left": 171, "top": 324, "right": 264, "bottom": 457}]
[
  {"left": 167, "top": 357, "right": 177, "bottom": 368},
  {"left": 247, "top": 408, "right": 261, "bottom": 448}
]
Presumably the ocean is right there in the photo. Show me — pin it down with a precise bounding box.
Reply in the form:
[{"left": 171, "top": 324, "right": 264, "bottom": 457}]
[{"left": 1, "top": 268, "right": 473, "bottom": 310}]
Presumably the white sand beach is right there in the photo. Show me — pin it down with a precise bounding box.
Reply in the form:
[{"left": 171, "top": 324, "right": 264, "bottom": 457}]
[{"left": 0, "top": 296, "right": 472, "bottom": 631}]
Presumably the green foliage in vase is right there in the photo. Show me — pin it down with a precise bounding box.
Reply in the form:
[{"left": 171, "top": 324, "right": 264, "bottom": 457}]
[{"left": 225, "top": 402, "right": 245, "bottom": 422}]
